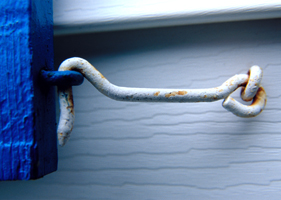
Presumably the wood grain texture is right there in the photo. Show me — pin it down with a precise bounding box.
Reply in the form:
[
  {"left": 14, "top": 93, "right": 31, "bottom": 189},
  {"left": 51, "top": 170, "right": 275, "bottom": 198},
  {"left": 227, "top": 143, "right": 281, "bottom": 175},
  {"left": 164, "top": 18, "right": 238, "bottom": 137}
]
[
  {"left": 1, "top": 19, "right": 281, "bottom": 199},
  {"left": 53, "top": 0, "right": 281, "bottom": 35},
  {"left": 0, "top": 0, "right": 34, "bottom": 180},
  {"left": 0, "top": 0, "right": 57, "bottom": 180}
]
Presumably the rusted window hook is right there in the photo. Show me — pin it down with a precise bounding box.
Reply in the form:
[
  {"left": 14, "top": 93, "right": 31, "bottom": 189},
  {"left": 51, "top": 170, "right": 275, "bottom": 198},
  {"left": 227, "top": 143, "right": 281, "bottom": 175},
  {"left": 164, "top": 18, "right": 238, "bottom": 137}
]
[{"left": 56, "top": 57, "right": 266, "bottom": 146}]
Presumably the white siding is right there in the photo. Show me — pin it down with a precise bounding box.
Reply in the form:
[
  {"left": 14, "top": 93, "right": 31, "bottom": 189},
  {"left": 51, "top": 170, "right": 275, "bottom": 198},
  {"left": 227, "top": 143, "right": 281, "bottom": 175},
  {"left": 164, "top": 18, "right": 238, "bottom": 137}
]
[
  {"left": 1, "top": 19, "right": 281, "bottom": 199},
  {"left": 53, "top": 0, "right": 281, "bottom": 35}
]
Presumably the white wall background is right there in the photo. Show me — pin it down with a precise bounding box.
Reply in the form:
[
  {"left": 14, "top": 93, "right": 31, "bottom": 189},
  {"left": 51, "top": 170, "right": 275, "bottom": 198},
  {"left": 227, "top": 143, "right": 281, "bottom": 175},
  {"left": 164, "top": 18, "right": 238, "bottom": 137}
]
[
  {"left": 0, "top": 18, "right": 281, "bottom": 199},
  {"left": 53, "top": 0, "right": 281, "bottom": 35}
]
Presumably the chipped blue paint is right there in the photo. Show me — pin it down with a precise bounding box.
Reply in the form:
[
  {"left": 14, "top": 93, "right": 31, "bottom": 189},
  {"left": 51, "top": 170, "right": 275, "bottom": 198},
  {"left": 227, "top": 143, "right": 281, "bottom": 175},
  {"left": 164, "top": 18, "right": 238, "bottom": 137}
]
[{"left": 0, "top": 0, "right": 57, "bottom": 180}]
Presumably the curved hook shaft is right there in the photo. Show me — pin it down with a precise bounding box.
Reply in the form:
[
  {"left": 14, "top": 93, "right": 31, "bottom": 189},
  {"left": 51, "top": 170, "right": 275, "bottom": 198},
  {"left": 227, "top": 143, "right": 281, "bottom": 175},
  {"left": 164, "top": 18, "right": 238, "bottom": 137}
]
[
  {"left": 57, "top": 57, "right": 266, "bottom": 146},
  {"left": 59, "top": 57, "right": 250, "bottom": 102},
  {"left": 223, "top": 87, "right": 267, "bottom": 118}
]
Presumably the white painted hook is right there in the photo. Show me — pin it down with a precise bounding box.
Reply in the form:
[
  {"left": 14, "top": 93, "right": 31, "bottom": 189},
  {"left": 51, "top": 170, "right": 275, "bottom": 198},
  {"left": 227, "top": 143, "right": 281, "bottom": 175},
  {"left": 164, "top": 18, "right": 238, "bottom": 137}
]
[{"left": 57, "top": 57, "right": 266, "bottom": 146}]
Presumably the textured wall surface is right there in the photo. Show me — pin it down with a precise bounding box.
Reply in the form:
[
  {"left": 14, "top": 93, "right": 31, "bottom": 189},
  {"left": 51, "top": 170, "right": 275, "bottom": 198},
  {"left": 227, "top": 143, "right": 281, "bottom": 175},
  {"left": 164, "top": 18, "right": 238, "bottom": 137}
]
[{"left": 0, "top": 18, "right": 281, "bottom": 199}]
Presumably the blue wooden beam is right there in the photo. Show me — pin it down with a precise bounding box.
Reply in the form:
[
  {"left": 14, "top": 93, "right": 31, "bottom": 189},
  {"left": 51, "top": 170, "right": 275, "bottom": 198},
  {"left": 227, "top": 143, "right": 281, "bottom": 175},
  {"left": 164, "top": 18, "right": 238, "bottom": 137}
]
[{"left": 0, "top": 0, "right": 57, "bottom": 180}]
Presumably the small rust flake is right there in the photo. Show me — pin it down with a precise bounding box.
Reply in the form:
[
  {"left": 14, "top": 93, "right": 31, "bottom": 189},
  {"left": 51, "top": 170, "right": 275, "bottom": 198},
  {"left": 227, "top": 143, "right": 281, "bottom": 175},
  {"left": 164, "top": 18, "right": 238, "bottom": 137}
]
[
  {"left": 165, "top": 91, "right": 187, "bottom": 98},
  {"left": 178, "top": 91, "right": 187, "bottom": 95},
  {"left": 154, "top": 91, "right": 160, "bottom": 96},
  {"left": 99, "top": 73, "right": 106, "bottom": 79},
  {"left": 66, "top": 106, "right": 74, "bottom": 114}
]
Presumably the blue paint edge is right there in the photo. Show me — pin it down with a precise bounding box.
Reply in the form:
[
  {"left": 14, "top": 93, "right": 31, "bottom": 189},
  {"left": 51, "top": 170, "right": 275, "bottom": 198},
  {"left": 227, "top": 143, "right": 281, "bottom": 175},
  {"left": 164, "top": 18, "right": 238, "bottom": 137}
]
[
  {"left": 30, "top": 0, "right": 58, "bottom": 179},
  {"left": 0, "top": 0, "right": 57, "bottom": 180}
]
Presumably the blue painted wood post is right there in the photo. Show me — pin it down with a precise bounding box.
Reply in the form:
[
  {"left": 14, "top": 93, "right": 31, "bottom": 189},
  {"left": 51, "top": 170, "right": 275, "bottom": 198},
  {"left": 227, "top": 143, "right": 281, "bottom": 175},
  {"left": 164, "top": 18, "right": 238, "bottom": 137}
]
[{"left": 0, "top": 0, "right": 57, "bottom": 180}]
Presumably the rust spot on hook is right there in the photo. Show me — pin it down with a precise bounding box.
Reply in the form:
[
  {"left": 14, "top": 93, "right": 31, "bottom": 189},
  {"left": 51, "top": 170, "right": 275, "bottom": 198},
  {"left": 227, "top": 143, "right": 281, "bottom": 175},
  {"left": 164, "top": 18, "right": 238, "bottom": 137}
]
[
  {"left": 99, "top": 73, "right": 105, "bottom": 79},
  {"left": 67, "top": 92, "right": 74, "bottom": 114},
  {"left": 251, "top": 86, "right": 267, "bottom": 108},
  {"left": 165, "top": 91, "right": 187, "bottom": 98},
  {"left": 154, "top": 91, "right": 160, "bottom": 96}
]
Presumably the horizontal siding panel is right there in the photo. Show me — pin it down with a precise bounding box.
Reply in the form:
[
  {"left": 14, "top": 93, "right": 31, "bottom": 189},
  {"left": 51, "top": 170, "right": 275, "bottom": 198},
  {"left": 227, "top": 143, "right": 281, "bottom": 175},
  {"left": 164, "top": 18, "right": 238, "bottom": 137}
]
[
  {"left": 58, "top": 147, "right": 281, "bottom": 170},
  {"left": 58, "top": 134, "right": 281, "bottom": 158},
  {"left": 38, "top": 162, "right": 281, "bottom": 189},
  {"left": 1, "top": 182, "right": 281, "bottom": 200},
  {"left": 53, "top": 0, "right": 281, "bottom": 35}
]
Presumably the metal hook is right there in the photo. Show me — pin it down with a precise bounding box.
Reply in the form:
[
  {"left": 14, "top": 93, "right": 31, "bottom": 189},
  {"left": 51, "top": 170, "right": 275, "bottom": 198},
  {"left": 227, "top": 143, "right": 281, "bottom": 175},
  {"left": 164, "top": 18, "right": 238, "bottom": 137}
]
[{"left": 56, "top": 57, "right": 266, "bottom": 146}]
